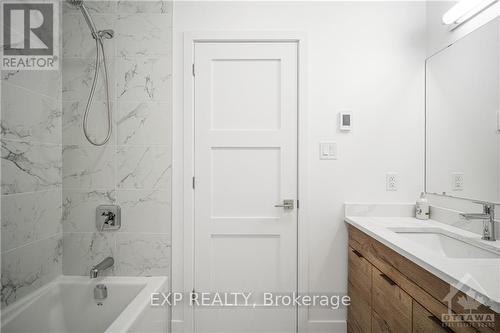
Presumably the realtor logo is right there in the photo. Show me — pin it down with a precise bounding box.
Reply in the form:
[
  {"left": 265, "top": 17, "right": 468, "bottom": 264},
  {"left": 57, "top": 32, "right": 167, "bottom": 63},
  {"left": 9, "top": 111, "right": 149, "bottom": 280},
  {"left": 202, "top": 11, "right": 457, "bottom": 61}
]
[{"left": 1, "top": 1, "right": 59, "bottom": 70}]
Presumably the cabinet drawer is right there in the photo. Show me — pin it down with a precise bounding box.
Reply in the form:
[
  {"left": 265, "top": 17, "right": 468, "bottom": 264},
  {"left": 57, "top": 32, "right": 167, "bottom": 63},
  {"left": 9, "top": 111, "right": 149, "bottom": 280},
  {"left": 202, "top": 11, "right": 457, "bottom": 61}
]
[
  {"left": 372, "top": 267, "right": 412, "bottom": 333},
  {"left": 347, "top": 247, "right": 372, "bottom": 333},
  {"left": 348, "top": 246, "right": 372, "bottom": 301},
  {"left": 413, "top": 300, "right": 454, "bottom": 333}
]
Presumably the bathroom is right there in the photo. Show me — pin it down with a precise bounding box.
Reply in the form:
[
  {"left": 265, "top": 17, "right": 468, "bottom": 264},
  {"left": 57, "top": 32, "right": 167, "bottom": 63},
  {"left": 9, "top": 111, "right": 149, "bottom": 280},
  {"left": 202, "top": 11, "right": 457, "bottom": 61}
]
[{"left": 0, "top": 0, "right": 499, "bottom": 332}]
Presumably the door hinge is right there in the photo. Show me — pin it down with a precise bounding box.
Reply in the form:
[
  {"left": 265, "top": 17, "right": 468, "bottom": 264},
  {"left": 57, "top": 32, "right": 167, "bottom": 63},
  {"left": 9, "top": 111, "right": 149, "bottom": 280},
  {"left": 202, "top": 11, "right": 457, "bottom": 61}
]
[
  {"left": 191, "top": 289, "right": 196, "bottom": 305},
  {"left": 297, "top": 199, "right": 300, "bottom": 209},
  {"left": 192, "top": 63, "right": 195, "bottom": 76},
  {"left": 192, "top": 176, "right": 196, "bottom": 189}
]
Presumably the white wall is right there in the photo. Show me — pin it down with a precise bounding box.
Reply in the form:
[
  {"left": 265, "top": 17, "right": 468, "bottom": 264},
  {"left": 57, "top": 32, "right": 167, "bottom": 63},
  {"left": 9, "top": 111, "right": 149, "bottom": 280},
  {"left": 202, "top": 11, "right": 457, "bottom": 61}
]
[{"left": 172, "top": 1, "right": 426, "bottom": 331}]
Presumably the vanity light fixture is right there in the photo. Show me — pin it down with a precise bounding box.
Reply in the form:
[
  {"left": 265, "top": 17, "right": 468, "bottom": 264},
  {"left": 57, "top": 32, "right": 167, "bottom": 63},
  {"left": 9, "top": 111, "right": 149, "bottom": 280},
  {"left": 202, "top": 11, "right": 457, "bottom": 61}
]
[{"left": 442, "top": 0, "right": 498, "bottom": 28}]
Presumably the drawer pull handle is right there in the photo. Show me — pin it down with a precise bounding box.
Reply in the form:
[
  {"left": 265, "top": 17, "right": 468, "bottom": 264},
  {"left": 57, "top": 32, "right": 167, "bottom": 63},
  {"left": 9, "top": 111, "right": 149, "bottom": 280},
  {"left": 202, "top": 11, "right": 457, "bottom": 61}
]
[
  {"left": 352, "top": 249, "right": 363, "bottom": 258},
  {"left": 428, "top": 315, "right": 453, "bottom": 333},
  {"left": 380, "top": 273, "right": 396, "bottom": 286}
]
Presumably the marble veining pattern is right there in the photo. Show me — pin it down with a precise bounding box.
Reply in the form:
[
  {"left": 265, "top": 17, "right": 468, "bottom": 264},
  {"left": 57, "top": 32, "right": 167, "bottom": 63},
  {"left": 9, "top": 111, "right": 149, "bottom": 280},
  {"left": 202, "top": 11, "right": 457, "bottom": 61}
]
[
  {"left": 1, "top": 83, "right": 61, "bottom": 144},
  {"left": 63, "top": 13, "right": 116, "bottom": 58},
  {"left": 2, "top": 189, "right": 62, "bottom": 252},
  {"left": 63, "top": 189, "right": 116, "bottom": 232},
  {"left": 116, "top": 189, "right": 170, "bottom": 233},
  {"left": 117, "top": 146, "right": 171, "bottom": 189},
  {"left": 116, "top": 57, "right": 171, "bottom": 102},
  {"left": 63, "top": 100, "right": 116, "bottom": 145},
  {"left": 116, "top": 102, "right": 171, "bottom": 145},
  {"left": 59, "top": 0, "right": 173, "bottom": 15},
  {"left": 62, "top": 57, "right": 115, "bottom": 102},
  {"left": 115, "top": 234, "right": 170, "bottom": 276},
  {"left": 1, "top": 235, "right": 62, "bottom": 307},
  {"left": 60, "top": 1, "right": 172, "bottom": 278},
  {"left": 62, "top": 145, "right": 115, "bottom": 189},
  {"left": 63, "top": 0, "right": 117, "bottom": 14},
  {"left": 62, "top": 231, "right": 171, "bottom": 277},
  {"left": 117, "top": 1, "right": 170, "bottom": 14},
  {"left": 1, "top": 16, "right": 63, "bottom": 309},
  {"left": 62, "top": 232, "right": 116, "bottom": 276},
  {"left": 1, "top": 140, "right": 62, "bottom": 195},
  {"left": 1, "top": 70, "right": 61, "bottom": 99},
  {"left": 116, "top": 14, "right": 171, "bottom": 57}
]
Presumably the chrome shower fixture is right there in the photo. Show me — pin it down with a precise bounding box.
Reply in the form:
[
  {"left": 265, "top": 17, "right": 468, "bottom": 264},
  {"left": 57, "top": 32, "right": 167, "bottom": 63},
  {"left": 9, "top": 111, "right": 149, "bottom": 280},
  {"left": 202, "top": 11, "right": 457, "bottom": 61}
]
[
  {"left": 67, "top": 0, "right": 114, "bottom": 146},
  {"left": 66, "top": 0, "right": 84, "bottom": 6}
]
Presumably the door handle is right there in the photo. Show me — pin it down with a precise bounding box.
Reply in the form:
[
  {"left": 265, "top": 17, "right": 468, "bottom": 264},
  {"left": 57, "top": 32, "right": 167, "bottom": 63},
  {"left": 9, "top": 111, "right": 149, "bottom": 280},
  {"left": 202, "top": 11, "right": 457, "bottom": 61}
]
[{"left": 274, "top": 200, "right": 294, "bottom": 210}]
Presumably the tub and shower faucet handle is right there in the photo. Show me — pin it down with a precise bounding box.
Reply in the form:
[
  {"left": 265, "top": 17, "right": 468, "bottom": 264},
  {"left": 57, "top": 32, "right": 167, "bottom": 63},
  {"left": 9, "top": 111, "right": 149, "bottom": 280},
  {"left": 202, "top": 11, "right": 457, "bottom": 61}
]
[
  {"left": 101, "top": 211, "right": 115, "bottom": 226},
  {"left": 96, "top": 205, "right": 121, "bottom": 231}
]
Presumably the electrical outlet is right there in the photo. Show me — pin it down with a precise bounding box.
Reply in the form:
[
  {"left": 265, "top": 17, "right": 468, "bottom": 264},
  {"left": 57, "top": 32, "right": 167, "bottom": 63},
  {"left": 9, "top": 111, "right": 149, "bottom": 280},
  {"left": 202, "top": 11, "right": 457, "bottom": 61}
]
[
  {"left": 386, "top": 173, "right": 398, "bottom": 191},
  {"left": 452, "top": 172, "right": 464, "bottom": 191}
]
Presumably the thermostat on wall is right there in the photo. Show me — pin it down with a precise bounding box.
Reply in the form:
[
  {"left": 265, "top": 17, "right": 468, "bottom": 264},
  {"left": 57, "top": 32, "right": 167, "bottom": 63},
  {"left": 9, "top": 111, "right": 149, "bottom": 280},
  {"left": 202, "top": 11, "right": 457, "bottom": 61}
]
[{"left": 339, "top": 112, "right": 352, "bottom": 131}]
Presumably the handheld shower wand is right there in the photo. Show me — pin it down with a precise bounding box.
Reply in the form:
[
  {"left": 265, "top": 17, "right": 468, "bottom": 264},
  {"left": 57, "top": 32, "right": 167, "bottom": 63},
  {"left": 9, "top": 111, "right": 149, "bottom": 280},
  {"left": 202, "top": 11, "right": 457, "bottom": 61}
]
[{"left": 67, "top": 0, "right": 114, "bottom": 146}]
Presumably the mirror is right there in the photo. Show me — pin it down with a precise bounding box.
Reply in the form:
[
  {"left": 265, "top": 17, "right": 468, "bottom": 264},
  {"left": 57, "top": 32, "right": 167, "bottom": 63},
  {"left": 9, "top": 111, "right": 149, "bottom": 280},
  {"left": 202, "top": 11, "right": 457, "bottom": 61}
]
[{"left": 426, "top": 18, "right": 500, "bottom": 203}]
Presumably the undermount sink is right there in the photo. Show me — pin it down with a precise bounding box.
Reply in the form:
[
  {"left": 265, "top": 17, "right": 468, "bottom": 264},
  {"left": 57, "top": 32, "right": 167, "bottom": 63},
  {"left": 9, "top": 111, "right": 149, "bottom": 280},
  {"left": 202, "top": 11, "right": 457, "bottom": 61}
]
[{"left": 388, "top": 228, "right": 500, "bottom": 259}]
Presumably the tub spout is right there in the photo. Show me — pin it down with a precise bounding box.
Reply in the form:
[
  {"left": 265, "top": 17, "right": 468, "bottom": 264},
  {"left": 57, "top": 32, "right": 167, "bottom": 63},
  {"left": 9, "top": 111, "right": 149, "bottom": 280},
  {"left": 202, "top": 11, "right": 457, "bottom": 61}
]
[{"left": 90, "top": 257, "right": 114, "bottom": 278}]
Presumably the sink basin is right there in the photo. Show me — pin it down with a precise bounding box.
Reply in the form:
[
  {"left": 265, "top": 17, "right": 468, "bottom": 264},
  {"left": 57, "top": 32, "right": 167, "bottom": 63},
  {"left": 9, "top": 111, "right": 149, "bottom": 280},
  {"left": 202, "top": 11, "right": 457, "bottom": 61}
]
[{"left": 390, "top": 229, "right": 500, "bottom": 259}]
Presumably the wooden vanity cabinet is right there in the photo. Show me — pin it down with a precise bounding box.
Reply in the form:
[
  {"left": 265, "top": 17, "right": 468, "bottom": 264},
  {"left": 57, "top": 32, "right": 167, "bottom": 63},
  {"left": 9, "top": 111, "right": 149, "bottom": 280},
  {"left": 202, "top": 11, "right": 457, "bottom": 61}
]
[
  {"left": 413, "top": 300, "right": 454, "bottom": 333},
  {"left": 372, "top": 267, "right": 412, "bottom": 333},
  {"left": 347, "top": 225, "right": 499, "bottom": 333},
  {"left": 348, "top": 247, "right": 372, "bottom": 333}
]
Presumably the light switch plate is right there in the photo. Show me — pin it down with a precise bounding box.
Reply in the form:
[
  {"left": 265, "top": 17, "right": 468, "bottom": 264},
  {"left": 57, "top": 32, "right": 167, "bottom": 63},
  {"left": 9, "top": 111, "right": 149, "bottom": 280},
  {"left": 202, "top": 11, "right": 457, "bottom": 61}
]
[{"left": 319, "top": 142, "right": 337, "bottom": 160}]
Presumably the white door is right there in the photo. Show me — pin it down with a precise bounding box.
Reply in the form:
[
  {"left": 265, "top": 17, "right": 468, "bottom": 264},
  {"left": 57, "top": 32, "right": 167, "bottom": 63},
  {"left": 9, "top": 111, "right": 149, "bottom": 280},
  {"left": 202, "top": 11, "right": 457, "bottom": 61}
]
[{"left": 193, "top": 42, "right": 298, "bottom": 333}]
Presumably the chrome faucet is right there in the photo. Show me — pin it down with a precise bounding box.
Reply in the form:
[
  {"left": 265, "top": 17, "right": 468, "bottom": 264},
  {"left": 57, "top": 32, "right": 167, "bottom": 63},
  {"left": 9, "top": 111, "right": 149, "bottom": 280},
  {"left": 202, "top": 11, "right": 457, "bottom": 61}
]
[
  {"left": 90, "top": 257, "right": 114, "bottom": 278},
  {"left": 460, "top": 202, "right": 497, "bottom": 241}
]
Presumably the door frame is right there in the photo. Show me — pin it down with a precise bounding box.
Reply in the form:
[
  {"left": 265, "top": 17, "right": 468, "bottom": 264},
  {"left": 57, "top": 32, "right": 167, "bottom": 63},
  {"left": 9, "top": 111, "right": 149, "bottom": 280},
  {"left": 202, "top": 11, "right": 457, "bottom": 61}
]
[{"left": 174, "top": 32, "right": 308, "bottom": 333}]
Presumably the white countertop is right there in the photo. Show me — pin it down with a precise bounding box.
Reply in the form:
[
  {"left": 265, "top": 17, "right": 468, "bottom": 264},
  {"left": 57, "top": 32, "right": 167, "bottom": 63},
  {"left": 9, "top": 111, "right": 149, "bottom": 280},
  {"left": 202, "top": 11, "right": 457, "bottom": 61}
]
[{"left": 345, "top": 216, "right": 500, "bottom": 312}]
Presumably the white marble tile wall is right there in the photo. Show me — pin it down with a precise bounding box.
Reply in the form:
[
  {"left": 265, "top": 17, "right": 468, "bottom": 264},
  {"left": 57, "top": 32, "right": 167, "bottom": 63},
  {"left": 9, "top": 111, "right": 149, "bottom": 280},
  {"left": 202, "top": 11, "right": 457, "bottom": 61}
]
[
  {"left": 61, "top": 1, "right": 172, "bottom": 277},
  {"left": 1, "top": 66, "right": 63, "bottom": 306}
]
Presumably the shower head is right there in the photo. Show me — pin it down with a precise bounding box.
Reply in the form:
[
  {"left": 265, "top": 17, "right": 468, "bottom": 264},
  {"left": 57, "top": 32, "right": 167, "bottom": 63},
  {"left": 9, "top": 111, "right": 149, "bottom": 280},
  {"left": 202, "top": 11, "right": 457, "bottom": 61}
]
[
  {"left": 66, "top": 0, "right": 84, "bottom": 7},
  {"left": 67, "top": 0, "right": 99, "bottom": 37}
]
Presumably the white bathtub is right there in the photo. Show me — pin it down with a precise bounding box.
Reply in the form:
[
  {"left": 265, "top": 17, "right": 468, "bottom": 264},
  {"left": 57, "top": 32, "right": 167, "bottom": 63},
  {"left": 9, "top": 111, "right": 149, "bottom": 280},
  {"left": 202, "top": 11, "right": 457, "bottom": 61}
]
[{"left": 1, "top": 275, "right": 168, "bottom": 333}]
